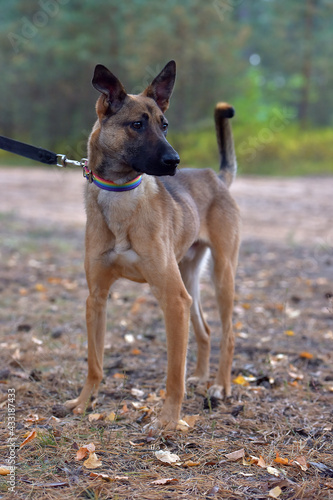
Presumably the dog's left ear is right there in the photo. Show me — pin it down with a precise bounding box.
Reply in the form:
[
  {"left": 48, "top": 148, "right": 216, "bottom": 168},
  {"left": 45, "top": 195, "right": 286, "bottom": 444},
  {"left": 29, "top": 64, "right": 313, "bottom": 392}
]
[
  {"left": 92, "top": 64, "right": 127, "bottom": 114},
  {"left": 142, "top": 60, "right": 176, "bottom": 113}
]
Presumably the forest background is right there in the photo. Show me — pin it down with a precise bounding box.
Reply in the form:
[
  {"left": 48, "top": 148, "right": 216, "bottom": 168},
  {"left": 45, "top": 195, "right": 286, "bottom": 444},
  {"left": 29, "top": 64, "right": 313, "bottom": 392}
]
[{"left": 0, "top": 0, "right": 332, "bottom": 176}]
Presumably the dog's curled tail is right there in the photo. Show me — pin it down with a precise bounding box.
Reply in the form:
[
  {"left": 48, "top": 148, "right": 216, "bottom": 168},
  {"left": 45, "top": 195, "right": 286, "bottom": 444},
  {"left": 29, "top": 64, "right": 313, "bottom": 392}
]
[{"left": 214, "top": 102, "right": 237, "bottom": 187}]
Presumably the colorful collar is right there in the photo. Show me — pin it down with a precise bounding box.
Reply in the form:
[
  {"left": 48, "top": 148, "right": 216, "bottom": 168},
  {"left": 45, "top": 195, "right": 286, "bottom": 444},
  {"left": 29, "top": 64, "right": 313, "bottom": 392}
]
[{"left": 83, "top": 165, "right": 143, "bottom": 192}]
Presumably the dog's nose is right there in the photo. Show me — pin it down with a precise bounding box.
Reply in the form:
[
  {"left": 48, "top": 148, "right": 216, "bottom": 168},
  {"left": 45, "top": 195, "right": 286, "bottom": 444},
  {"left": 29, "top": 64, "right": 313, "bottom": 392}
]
[{"left": 162, "top": 154, "right": 180, "bottom": 169}]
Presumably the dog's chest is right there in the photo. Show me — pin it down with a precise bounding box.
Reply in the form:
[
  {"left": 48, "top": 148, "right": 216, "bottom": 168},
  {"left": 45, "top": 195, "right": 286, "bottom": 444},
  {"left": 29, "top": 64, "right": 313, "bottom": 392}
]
[{"left": 97, "top": 190, "right": 142, "bottom": 274}]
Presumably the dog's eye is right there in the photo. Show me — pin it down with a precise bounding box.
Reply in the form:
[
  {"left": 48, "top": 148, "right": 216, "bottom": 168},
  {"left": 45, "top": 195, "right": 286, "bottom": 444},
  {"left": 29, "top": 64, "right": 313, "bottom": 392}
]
[
  {"left": 162, "top": 123, "right": 168, "bottom": 131},
  {"left": 132, "top": 121, "right": 142, "bottom": 130}
]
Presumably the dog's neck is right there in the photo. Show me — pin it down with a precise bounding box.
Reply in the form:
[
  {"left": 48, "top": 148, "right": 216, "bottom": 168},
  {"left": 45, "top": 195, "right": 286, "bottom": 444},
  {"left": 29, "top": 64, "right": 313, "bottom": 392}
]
[{"left": 83, "top": 164, "right": 143, "bottom": 192}]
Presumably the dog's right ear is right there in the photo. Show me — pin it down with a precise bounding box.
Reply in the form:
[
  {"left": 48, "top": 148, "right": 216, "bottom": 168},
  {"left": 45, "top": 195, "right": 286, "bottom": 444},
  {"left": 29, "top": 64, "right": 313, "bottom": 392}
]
[{"left": 92, "top": 64, "right": 127, "bottom": 114}]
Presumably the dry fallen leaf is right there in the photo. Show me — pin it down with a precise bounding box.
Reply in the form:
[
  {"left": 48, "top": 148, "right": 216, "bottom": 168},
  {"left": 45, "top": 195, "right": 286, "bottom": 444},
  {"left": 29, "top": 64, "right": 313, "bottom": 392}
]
[
  {"left": 131, "top": 348, "right": 142, "bottom": 355},
  {"left": 225, "top": 449, "right": 245, "bottom": 461},
  {"left": 183, "top": 414, "right": 200, "bottom": 428},
  {"left": 294, "top": 456, "right": 308, "bottom": 471},
  {"left": 151, "top": 478, "right": 179, "bottom": 485},
  {"left": 155, "top": 450, "right": 181, "bottom": 465},
  {"left": 76, "top": 443, "right": 95, "bottom": 461},
  {"left": 232, "top": 375, "right": 249, "bottom": 386},
  {"left": 183, "top": 460, "right": 200, "bottom": 467},
  {"left": 274, "top": 452, "right": 290, "bottom": 466},
  {"left": 299, "top": 351, "right": 314, "bottom": 359},
  {"left": 257, "top": 455, "right": 267, "bottom": 468},
  {"left": 88, "top": 413, "right": 105, "bottom": 423},
  {"left": 267, "top": 466, "right": 280, "bottom": 477},
  {"left": 105, "top": 411, "right": 116, "bottom": 422},
  {"left": 90, "top": 472, "right": 112, "bottom": 481},
  {"left": 269, "top": 486, "right": 282, "bottom": 498},
  {"left": 284, "top": 330, "right": 295, "bottom": 336},
  {"left": 131, "top": 388, "right": 145, "bottom": 398},
  {"left": 113, "top": 373, "right": 127, "bottom": 379},
  {"left": 24, "top": 414, "right": 46, "bottom": 424},
  {"left": 0, "top": 467, "right": 11, "bottom": 475},
  {"left": 83, "top": 452, "right": 102, "bottom": 469},
  {"left": 176, "top": 419, "right": 190, "bottom": 432},
  {"left": 20, "top": 430, "right": 37, "bottom": 448},
  {"left": 35, "top": 283, "right": 46, "bottom": 292}
]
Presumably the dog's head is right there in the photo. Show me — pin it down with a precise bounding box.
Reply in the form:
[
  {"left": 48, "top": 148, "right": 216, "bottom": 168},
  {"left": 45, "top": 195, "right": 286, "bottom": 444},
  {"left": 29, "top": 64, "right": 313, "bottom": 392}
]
[{"left": 89, "top": 61, "right": 180, "bottom": 178}]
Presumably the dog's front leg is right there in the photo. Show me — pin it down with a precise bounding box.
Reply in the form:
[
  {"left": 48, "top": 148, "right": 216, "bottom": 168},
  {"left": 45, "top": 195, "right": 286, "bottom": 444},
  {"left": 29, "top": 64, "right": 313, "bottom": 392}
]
[
  {"left": 147, "top": 262, "right": 192, "bottom": 429},
  {"left": 65, "top": 262, "right": 116, "bottom": 414}
]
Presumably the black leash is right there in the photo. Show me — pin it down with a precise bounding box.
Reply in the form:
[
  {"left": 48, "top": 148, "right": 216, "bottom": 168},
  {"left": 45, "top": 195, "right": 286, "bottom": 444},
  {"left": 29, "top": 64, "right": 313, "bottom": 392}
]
[{"left": 0, "top": 135, "right": 86, "bottom": 168}]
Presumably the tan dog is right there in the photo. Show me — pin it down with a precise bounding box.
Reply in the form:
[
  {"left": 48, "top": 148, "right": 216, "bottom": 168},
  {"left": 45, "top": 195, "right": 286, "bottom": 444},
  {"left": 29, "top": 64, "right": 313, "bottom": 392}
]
[{"left": 65, "top": 61, "right": 240, "bottom": 428}]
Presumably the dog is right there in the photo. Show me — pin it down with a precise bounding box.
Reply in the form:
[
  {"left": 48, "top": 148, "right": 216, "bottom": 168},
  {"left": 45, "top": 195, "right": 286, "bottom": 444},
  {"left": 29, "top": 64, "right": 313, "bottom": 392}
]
[{"left": 65, "top": 60, "right": 240, "bottom": 429}]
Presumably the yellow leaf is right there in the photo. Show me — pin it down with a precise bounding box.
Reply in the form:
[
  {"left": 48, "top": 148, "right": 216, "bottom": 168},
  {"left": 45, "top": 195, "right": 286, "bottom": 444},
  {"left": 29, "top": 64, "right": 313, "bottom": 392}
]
[
  {"left": 269, "top": 486, "right": 282, "bottom": 498},
  {"left": 113, "top": 373, "right": 126, "bottom": 379},
  {"left": 35, "top": 283, "right": 46, "bottom": 292},
  {"left": 284, "top": 330, "right": 294, "bottom": 336},
  {"left": 233, "top": 375, "right": 249, "bottom": 386},
  {"left": 83, "top": 452, "right": 102, "bottom": 469},
  {"left": 20, "top": 430, "right": 37, "bottom": 448},
  {"left": 234, "top": 321, "right": 243, "bottom": 330},
  {"left": 105, "top": 411, "right": 116, "bottom": 422},
  {"left": 242, "top": 303, "right": 251, "bottom": 310}
]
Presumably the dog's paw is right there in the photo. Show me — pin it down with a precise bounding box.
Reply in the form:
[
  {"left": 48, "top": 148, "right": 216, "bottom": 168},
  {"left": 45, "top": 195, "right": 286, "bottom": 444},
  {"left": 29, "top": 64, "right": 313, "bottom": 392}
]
[
  {"left": 64, "top": 397, "right": 89, "bottom": 414},
  {"left": 207, "top": 384, "right": 224, "bottom": 400},
  {"left": 143, "top": 417, "right": 179, "bottom": 434}
]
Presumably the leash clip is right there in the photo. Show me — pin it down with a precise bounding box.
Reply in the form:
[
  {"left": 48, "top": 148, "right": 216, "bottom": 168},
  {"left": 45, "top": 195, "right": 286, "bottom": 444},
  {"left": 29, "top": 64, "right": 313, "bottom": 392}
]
[
  {"left": 82, "top": 160, "right": 93, "bottom": 183},
  {"left": 57, "top": 154, "right": 87, "bottom": 168},
  {"left": 56, "top": 154, "right": 67, "bottom": 168}
]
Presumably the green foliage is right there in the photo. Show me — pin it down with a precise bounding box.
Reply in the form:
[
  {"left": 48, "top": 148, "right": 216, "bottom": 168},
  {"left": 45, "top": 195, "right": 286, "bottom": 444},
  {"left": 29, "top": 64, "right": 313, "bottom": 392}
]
[
  {"left": 171, "top": 123, "right": 333, "bottom": 176},
  {"left": 0, "top": 0, "right": 332, "bottom": 175}
]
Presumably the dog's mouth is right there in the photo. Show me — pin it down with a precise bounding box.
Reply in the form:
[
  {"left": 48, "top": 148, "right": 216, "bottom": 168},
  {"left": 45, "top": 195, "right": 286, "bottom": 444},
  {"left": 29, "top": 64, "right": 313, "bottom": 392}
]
[
  {"left": 133, "top": 155, "right": 180, "bottom": 177},
  {"left": 134, "top": 165, "right": 177, "bottom": 177}
]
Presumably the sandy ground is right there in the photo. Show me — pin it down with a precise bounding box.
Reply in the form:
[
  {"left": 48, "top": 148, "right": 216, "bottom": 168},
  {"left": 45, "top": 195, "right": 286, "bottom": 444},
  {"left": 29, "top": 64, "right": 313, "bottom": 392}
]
[
  {"left": 1, "top": 168, "right": 333, "bottom": 499},
  {"left": 1, "top": 168, "right": 332, "bottom": 247}
]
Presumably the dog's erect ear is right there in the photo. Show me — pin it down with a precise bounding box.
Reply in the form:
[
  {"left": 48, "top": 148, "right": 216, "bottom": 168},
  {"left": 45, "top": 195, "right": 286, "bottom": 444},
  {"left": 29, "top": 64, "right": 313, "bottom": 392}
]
[
  {"left": 92, "top": 64, "right": 127, "bottom": 114},
  {"left": 142, "top": 60, "right": 176, "bottom": 113}
]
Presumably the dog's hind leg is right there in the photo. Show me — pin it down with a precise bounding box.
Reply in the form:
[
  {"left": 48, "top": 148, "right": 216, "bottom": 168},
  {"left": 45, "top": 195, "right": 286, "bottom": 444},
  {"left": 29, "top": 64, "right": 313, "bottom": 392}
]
[
  {"left": 65, "top": 260, "right": 117, "bottom": 414},
  {"left": 179, "top": 242, "right": 211, "bottom": 384}
]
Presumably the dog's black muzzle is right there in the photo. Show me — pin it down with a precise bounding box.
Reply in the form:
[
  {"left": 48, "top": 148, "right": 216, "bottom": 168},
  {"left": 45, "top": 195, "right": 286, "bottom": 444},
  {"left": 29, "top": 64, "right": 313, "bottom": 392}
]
[
  {"left": 133, "top": 144, "right": 180, "bottom": 177},
  {"left": 159, "top": 152, "right": 180, "bottom": 176}
]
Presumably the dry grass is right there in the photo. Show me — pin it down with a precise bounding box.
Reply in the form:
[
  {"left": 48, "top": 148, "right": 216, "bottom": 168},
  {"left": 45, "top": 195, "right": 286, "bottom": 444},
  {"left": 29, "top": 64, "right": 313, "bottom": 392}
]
[{"left": 0, "top": 208, "right": 333, "bottom": 499}]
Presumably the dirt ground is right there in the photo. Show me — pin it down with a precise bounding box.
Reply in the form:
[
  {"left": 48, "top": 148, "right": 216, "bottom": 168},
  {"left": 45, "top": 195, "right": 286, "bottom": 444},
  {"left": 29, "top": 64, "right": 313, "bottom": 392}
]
[{"left": 0, "top": 168, "right": 332, "bottom": 499}]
